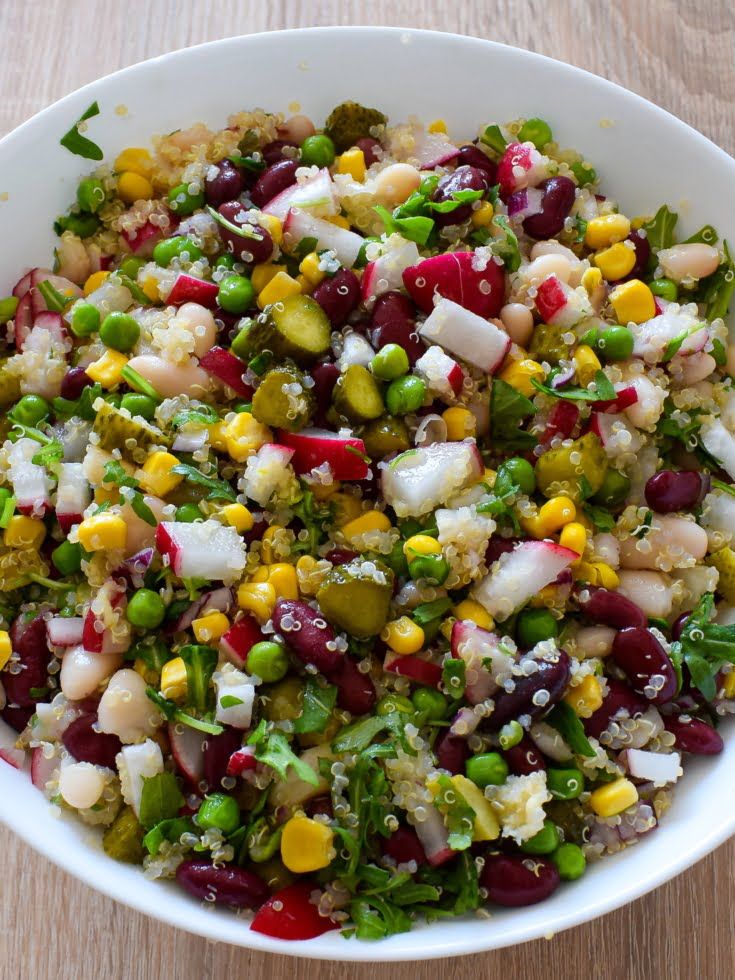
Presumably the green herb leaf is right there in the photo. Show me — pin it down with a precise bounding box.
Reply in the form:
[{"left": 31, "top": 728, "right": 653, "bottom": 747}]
[
  {"left": 131, "top": 491, "right": 157, "bottom": 527},
  {"left": 428, "top": 188, "right": 484, "bottom": 214},
  {"left": 643, "top": 205, "right": 678, "bottom": 252},
  {"left": 103, "top": 460, "right": 139, "bottom": 489},
  {"left": 662, "top": 324, "right": 707, "bottom": 363},
  {"left": 171, "top": 405, "right": 219, "bottom": 428},
  {"left": 670, "top": 592, "right": 735, "bottom": 700},
  {"left": 546, "top": 702, "right": 595, "bottom": 757},
  {"left": 430, "top": 773, "right": 474, "bottom": 850},
  {"left": 373, "top": 205, "right": 434, "bottom": 246},
  {"left": 634, "top": 509, "right": 654, "bottom": 539},
  {"left": 171, "top": 462, "right": 237, "bottom": 502},
  {"left": 583, "top": 504, "right": 616, "bottom": 531},
  {"left": 486, "top": 214, "right": 521, "bottom": 272},
  {"left": 52, "top": 382, "right": 103, "bottom": 422},
  {"left": 684, "top": 224, "right": 718, "bottom": 245},
  {"left": 227, "top": 154, "right": 266, "bottom": 173},
  {"left": 138, "top": 772, "right": 184, "bottom": 830},
  {"left": 347, "top": 896, "right": 412, "bottom": 940},
  {"left": 293, "top": 677, "right": 338, "bottom": 735},
  {"left": 531, "top": 369, "right": 616, "bottom": 403},
  {"left": 37, "top": 279, "right": 72, "bottom": 313},
  {"left": 332, "top": 715, "right": 388, "bottom": 754},
  {"left": 143, "top": 816, "right": 194, "bottom": 855},
  {"left": 219, "top": 694, "right": 244, "bottom": 709},
  {"left": 711, "top": 477, "right": 735, "bottom": 499},
  {"left": 703, "top": 240, "right": 735, "bottom": 323},
  {"left": 480, "top": 124, "right": 507, "bottom": 155},
  {"left": 442, "top": 658, "right": 466, "bottom": 700},
  {"left": 412, "top": 597, "right": 453, "bottom": 626},
  {"left": 205, "top": 205, "right": 264, "bottom": 241},
  {"left": 570, "top": 161, "right": 597, "bottom": 186},
  {"left": 250, "top": 728, "right": 318, "bottom": 786},
  {"left": 490, "top": 378, "right": 535, "bottom": 448},
  {"left": 120, "top": 365, "right": 162, "bottom": 403},
  {"left": 31, "top": 440, "right": 64, "bottom": 468},
  {"left": 60, "top": 101, "right": 103, "bottom": 160},
  {"left": 178, "top": 644, "right": 218, "bottom": 713}
]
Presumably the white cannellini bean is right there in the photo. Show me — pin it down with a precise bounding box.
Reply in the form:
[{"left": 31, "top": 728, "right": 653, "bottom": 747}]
[
  {"left": 500, "top": 303, "right": 534, "bottom": 347},
  {"left": 573, "top": 626, "right": 616, "bottom": 660},
  {"left": 616, "top": 570, "right": 673, "bottom": 618},
  {"left": 530, "top": 241, "right": 580, "bottom": 264},
  {"left": 125, "top": 355, "right": 211, "bottom": 399},
  {"left": 374, "top": 164, "right": 422, "bottom": 206},
  {"left": 60, "top": 646, "right": 123, "bottom": 701},
  {"left": 624, "top": 376, "right": 667, "bottom": 430},
  {"left": 278, "top": 114, "right": 316, "bottom": 144},
  {"left": 524, "top": 252, "right": 573, "bottom": 286},
  {"left": 716, "top": 603, "right": 735, "bottom": 627},
  {"left": 172, "top": 303, "right": 217, "bottom": 358},
  {"left": 58, "top": 762, "right": 106, "bottom": 810},
  {"left": 97, "top": 668, "right": 159, "bottom": 744},
  {"left": 591, "top": 533, "right": 620, "bottom": 568},
  {"left": 56, "top": 234, "right": 92, "bottom": 286},
  {"left": 671, "top": 351, "right": 717, "bottom": 387},
  {"left": 619, "top": 515, "right": 708, "bottom": 570},
  {"left": 658, "top": 243, "right": 720, "bottom": 282}
]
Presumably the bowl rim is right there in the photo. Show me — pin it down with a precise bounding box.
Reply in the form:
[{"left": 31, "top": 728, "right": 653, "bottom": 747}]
[{"left": 1, "top": 24, "right": 734, "bottom": 962}]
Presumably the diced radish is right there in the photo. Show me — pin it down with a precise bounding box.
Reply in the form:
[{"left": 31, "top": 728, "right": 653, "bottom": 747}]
[
  {"left": 156, "top": 519, "right": 247, "bottom": 583},
  {"left": 214, "top": 669, "right": 255, "bottom": 729},
  {"left": 403, "top": 250, "right": 505, "bottom": 319},
  {"left": 47, "top": 617, "right": 85, "bottom": 648},
  {"left": 227, "top": 745, "right": 257, "bottom": 777},
  {"left": 55, "top": 462, "right": 91, "bottom": 532},
  {"left": 414, "top": 346, "right": 465, "bottom": 402},
  {"left": 383, "top": 650, "right": 442, "bottom": 687},
  {"left": 596, "top": 384, "right": 638, "bottom": 414},
  {"left": 282, "top": 208, "right": 363, "bottom": 268},
  {"left": 700, "top": 419, "right": 735, "bottom": 480},
  {"left": 68, "top": 277, "right": 132, "bottom": 318},
  {"left": 220, "top": 616, "right": 264, "bottom": 669},
  {"left": 82, "top": 582, "right": 131, "bottom": 655},
  {"left": 412, "top": 804, "right": 454, "bottom": 866},
  {"left": 419, "top": 297, "right": 510, "bottom": 374},
  {"left": 336, "top": 331, "right": 375, "bottom": 372},
  {"left": 31, "top": 744, "right": 60, "bottom": 792},
  {"left": 169, "top": 722, "right": 206, "bottom": 785},
  {"left": 240, "top": 443, "right": 295, "bottom": 508},
  {"left": 623, "top": 376, "right": 667, "bottom": 430},
  {"left": 539, "top": 401, "right": 579, "bottom": 444},
  {"left": 589, "top": 412, "right": 644, "bottom": 459},
  {"left": 122, "top": 218, "right": 171, "bottom": 255},
  {"left": 28, "top": 311, "right": 69, "bottom": 349},
  {"left": 381, "top": 440, "right": 483, "bottom": 517},
  {"left": 535, "top": 275, "right": 592, "bottom": 329},
  {"left": 450, "top": 621, "right": 514, "bottom": 703},
  {"left": 164, "top": 586, "right": 234, "bottom": 635},
  {"left": 6, "top": 438, "right": 52, "bottom": 516},
  {"left": 167, "top": 273, "right": 220, "bottom": 309},
  {"left": 277, "top": 427, "right": 369, "bottom": 480},
  {"left": 118, "top": 739, "right": 164, "bottom": 817},
  {"left": 172, "top": 429, "right": 209, "bottom": 453},
  {"left": 361, "top": 239, "right": 421, "bottom": 303},
  {"left": 198, "top": 346, "right": 253, "bottom": 398},
  {"left": 0, "top": 717, "right": 26, "bottom": 769},
  {"left": 12, "top": 269, "right": 35, "bottom": 299},
  {"left": 630, "top": 307, "right": 708, "bottom": 363},
  {"left": 12, "top": 293, "right": 34, "bottom": 346},
  {"left": 410, "top": 129, "right": 460, "bottom": 170},
  {"left": 497, "top": 141, "right": 551, "bottom": 198},
  {"left": 263, "top": 167, "right": 338, "bottom": 222},
  {"left": 623, "top": 747, "right": 682, "bottom": 784},
  {"left": 473, "top": 540, "right": 578, "bottom": 621},
  {"left": 506, "top": 186, "right": 545, "bottom": 221}
]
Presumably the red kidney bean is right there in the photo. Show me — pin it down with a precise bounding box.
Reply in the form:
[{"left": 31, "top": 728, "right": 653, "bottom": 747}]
[
  {"left": 356, "top": 137, "right": 382, "bottom": 166},
  {"left": 434, "top": 730, "right": 471, "bottom": 774},
  {"left": 456, "top": 144, "right": 497, "bottom": 184},
  {"left": 272, "top": 599, "right": 342, "bottom": 674},
  {"left": 577, "top": 587, "right": 647, "bottom": 630},
  {"left": 176, "top": 859, "right": 268, "bottom": 909},
  {"left": 503, "top": 735, "right": 547, "bottom": 775},
  {"left": 381, "top": 825, "right": 427, "bottom": 865},
  {"left": 325, "top": 548, "right": 359, "bottom": 565},
  {"left": 485, "top": 651, "right": 571, "bottom": 731},
  {"left": 584, "top": 678, "right": 648, "bottom": 738},
  {"left": 522, "top": 176, "right": 577, "bottom": 239},
  {"left": 1, "top": 705, "right": 34, "bottom": 732},
  {"left": 304, "top": 795, "right": 334, "bottom": 818},
  {"left": 369, "top": 291, "right": 423, "bottom": 364},
  {"left": 485, "top": 535, "right": 519, "bottom": 566},
  {"left": 203, "top": 727, "right": 243, "bottom": 791},
  {"left": 205, "top": 160, "right": 244, "bottom": 208},
  {"left": 618, "top": 230, "right": 651, "bottom": 282},
  {"left": 671, "top": 611, "right": 691, "bottom": 641},
  {"left": 431, "top": 166, "right": 490, "bottom": 227},
  {"left": 311, "top": 268, "right": 360, "bottom": 326},
  {"left": 62, "top": 713, "right": 122, "bottom": 769},
  {"left": 311, "top": 360, "right": 340, "bottom": 426},
  {"left": 663, "top": 715, "right": 724, "bottom": 755},
  {"left": 216, "top": 202, "right": 274, "bottom": 265},
  {"left": 251, "top": 882, "right": 338, "bottom": 939},
  {"left": 261, "top": 140, "right": 298, "bottom": 166},
  {"left": 644, "top": 470, "right": 705, "bottom": 513},
  {"left": 3, "top": 614, "right": 51, "bottom": 708},
  {"left": 250, "top": 159, "right": 299, "bottom": 208},
  {"left": 328, "top": 653, "right": 376, "bottom": 715},
  {"left": 481, "top": 854, "right": 560, "bottom": 907},
  {"left": 60, "top": 366, "right": 93, "bottom": 401},
  {"left": 611, "top": 627, "right": 677, "bottom": 705}
]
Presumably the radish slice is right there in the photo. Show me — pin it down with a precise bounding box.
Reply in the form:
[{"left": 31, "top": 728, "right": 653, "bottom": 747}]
[
  {"left": 450, "top": 621, "right": 514, "bottom": 704},
  {"left": 410, "top": 130, "right": 460, "bottom": 170},
  {"left": 414, "top": 346, "right": 465, "bottom": 402},
  {"left": 700, "top": 419, "right": 735, "bottom": 480},
  {"left": 156, "top": 520, "right": 247, "bottom": 583},
  {"left": 0, "top": 717, "right": 27, "bottom": 769},
  {"left": 47, "top": 617, "right": 85, "bottom": 647},
  {"left": 82, "top": 582, "right": 131, "bottom": 655},
  {"left": 31, "top": 744, "right": 60, "bottom": 793},
  {"left": 383, "top": 651, "right": 442, "bottom": 687},
  {"left": 589, "top": 412, "right": 644, "bottom": 459},
  {"left": 263, "top": 168, "right": 338, "bottom": 222},
  {"left": 404, "top": 250, "right": 505, "bottom": 319},
  {"left": 198, "top": 346, "right": 253, "bottom": 398},
  {"left": 6, "top": 438, "right": 52, "bottom": 517},
  {"left": 227, "top": 745, "right": 257, "bottom": 777},
  {"left": 55, "top": 462, "right": 91, "bottom": 532},
  {"left": 164, "top": 586, "right": 234, "bottom": 634},
  {"left": 167, "top": 274, "right": 219, "bottom": 309},
  {"left": 497, "top": 141, "right": 551, "bottom": 197},
  {"left": 419, "top": 297, "right": 510, "bottom": 374},
  {"left": 172, "top": 429, "right": 209, "bottom": 453},
  {"left": 361, "top": 239, "right": 421, "bottom": 304},
  {"left": 282, "top": 208, "right": 363, "bottom": 267},
  {"left": 412, "top": 804, "right": 454, "bottom": 866},
  {"left": 277, "top": 427, "right": 369, "bottom": 480},
  {"left": 535, "top": 275, "right": 592, "bottom": 329},
  {"left": 623, "top": 748, "right": 682, "bottom": 785},
  {"left": 240, "top": 443, "right": 296, "bottom": 508},
  {"left": 473, "top": 540, "right": 578, "bottom": 621},
  {"left": 169, "top": 721, "right": 206, "bottom": 785},
  {"left": 381, "top": 440, "right": 483, "bottom": 518},
  {"left": 220, "top": 616, "right": 264, "bottom": 669},
  {"left": 122, "top": 218, "right": 171, "bottom": 255},
  {"left": 12, "top": 269, "right": 35, "bottom": 299}
]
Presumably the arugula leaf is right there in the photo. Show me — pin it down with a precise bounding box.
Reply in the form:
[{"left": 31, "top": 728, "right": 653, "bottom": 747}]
[
  {"left": 119, "top": 365, "right": 162, "bottom": 403},
  {"left": 546, "top": 702, "right": 595, "bottom": 757},
  {"left": 442, "top": 658, "right": 466, "bottom": 700},
  {"left": 250, "top": 728, "right": 319, "bottom": 786},
  {"left": 52, "top": 382, "right": 103, "bottom": 422},
  {"left": 583, "top": 504, "right": 616, "bottom": 532},
  {"left": 429, "top": 188, "right": 484, "bottom": 214},
  {"left": 332, "top": 715, "right": 388, "bottom": 754},
  {"left": 131, "top": 491, "right": 157, "bottom": 527},
  {"left": 671, "top": 592, "right": 735, "bottom": 700},
  {"left": 227, "top": 154, "right": 266, "bottom": 173},
  {"left": 293, "top": 677, "right": 338, "bottom": 735},
  {"left": 177, "top": 644, "right": 217, "bottom": 713},
  {"left": 291, "top": 488, "right": 332, "bottom": 554},
  {"left": 531, "top": 370, "right": 616, "bottom": 403},
  {"left": 129, "top": 637, "right": 169, "bottom": 673},
  {"left": 116, "top": 273, "right": 151, "bottom": 306},
  {"left": 373, "top": 205, "right": 434, "bottom": 246},
  {"left": 138, "top": 772, "right": 184, "bottom": 830},
  {"left": 171, "top": 462, "right": 236, "bottom": 502},
  {"left": 480, "top": 124, "right": 507, "bottom": 155},
  {"left": 347, "top": 896, "right": 412, "bottom": 940},
  {"left": 31, "top": 440, "right": 64, "bottom": 468},
  {"left": 171, "top": 405, "right": 219, "bottom": 428},
  {"left": 662, "top": 324, "right": 707, "bottom": 363},
  {"left": 657, "top": 405, "right": 703, "bottom": 447},
  {"left": 684, "top": 224, "right": 718, "bottom": 245},
  {"left": 143, "top": 816, "right": 194, "bottom": 856},
  {"left": 430, "top": 773, "right": 474, "bottom": 850},
  {"left": 103, "top": 460, "right": 139, "bottom": 489},
  {"left": 488, "top": 214, "right": 521, "bottom": 272},
  {"left": 490, "top": 378, "right": 535, "bottom": 448},
  {"left": 643, "top": 205, "right": 678, "bottom": 252},
  {"left": 703, "top": 240, "right": 735, "bottom": 322},
  {"left": 60, "top": 101, "right": 103, "bottom": 160},
  {"left": 412, "top": 597, "right": 453, "bottom": 627},
  {"left": 711, "top": 477, "right": 735, "bottom": 499}
]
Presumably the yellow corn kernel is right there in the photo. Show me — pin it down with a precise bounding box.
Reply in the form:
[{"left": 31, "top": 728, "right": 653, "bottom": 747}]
[
  {"left": 296, "top": 274, "right": 313, "bottom": 295},
  {"left": 331, "top": 492, "right": 363, "bottom": 527},
  {"left": 266, "top": 562, "right": 299, "bottom": 601},
  {"left": 452, "top": 599, "right": 494, "bottom": 631},
  {"left": 581, "top": 267, "right": 602, "bottom": 295},
  {"left": 83, "top": 270, "right": 110, "bottom": 296},
  {"left": 337, "top": 148, "right": 366, "bottom": 182},
  {"left": 482, "top": 467, "right": 496, "bottom": 487},
  {"left": 536, "top": 496, "right": 577, "bottom": 536},
  {"left": 207, "top": 420, "right": 229, "bottom": 453},
  {"left": 219, "top": 503, "right": 253, "bottom": 533},
  {"left": 192, "top": 611, "right": 230, "bottom": 644},
  {"left": 594, "top": 241, "right": 636, "bottom": 281},
  {"left": 564, "top": 674, "right": 603, "bottom": 718},
  {"left": 427, "top": 119, "right": 448, "bottom": 134},
  {"left": 442, "top": 406, "right": 477, "bottom": 441},
  {"left": 114, "top": 147, "right": 152, "bottom": 178},
  {"left": 257, "top": 270, "right": 302, "bottom": 310},
  {"left": 575, "top": 560, "right": 619, "bottom": 589},
  {"left": 311, "top": 479, "right": 340, "bottom": 502},
  {"left": 341, "top": 509, "right": 392, "bottom": 541},
  {"left": 584, "top": 213, "right": 631, "bottom": 250},
  {"left": 609, "top": 279, "right": 656, "bottom": 325},
  {"left": 85, "top": 349, "right": 128, "bottom": 388},
  {"left": 117, "top": 171, "right": 154, "bottom": 205},
  {"left": 559, "top": 522, "right": 587, "bottom": 558},
  {"left": 721, "top": 670, "right": 735, "bottom": 700},
  {"left": 403, "top": 534, "right": 442, "bottom": 558},
  {"left": 498, "top": 358, "right": 545, "bottom": 398},
  {"left": 260, "top": 525, "right": 285, "bottom": 565},
  {"left": 630, "top": 215, "right": 651, "bottom": 231},
  {"left": 0, "top": 630, "right": 11, "bottom": 671},
  {"left": 3, "top": 515, "right": 46, "bottom": 550},
  {"left": 237, "top": 582, "right": 276, "bottom": 623},
  {"left": 440, "top": 617, "right": 456, "bottom": 641},
  {"left": 590, "top": 777, "right": 639, "bottom": 818},
  {"left": 249, "top": 566, "right": 270, "bottom": 584},
  {"left": 530, "top": 583, "right": 563, "bottom": 608},
  {"left": 224, "top": 412, "right": 272, "bottom": 463},
  {"left": 280, "top": 815, "right": 335, "bottom": 873},
  {"left": 471, "top": 201, "right": 495, "bottom": 228},
  {"left": 251, "top": 263, "right": 286, "bottom": 294},
  {"left": 573, "top": 345, "right": 602, "bottom": 386},
  {"left": 326, "top": 214, "right": 351, "bottom": 229},
  {"left": 137, "top": 451, "right": 183, "bottom": 498},
  {"left": 140, "top": 276, "right": 161, "bottom": 303},
  {"left": 161, "top": 657, "right": 187, "bottom": 702},
  {"left": 381, "top": 617, "right": 425, "bottom": 655},
  {"left": 77, "top": 513, "right": 127, "bottom": 552},
  {"left": 133, "top": 658, "right": 158, "bottom": 685},
  {"left": 94, "top": 486, "right": 120, "bottom": 506},
  {"left": 299, "top": 252, "right": 326, "bottom": 287},
  {"left": 255, "top": 212, "right": 283, "bottom": 245}
]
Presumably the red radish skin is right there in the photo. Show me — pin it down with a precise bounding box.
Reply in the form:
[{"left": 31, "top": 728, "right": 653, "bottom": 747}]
[
  {"left": 82, "top": 589, "right": 130, "bottom": 655},
  {"left": 226, "top": 746, "right": 258, "bottom": 777},
  {"left": 473, "top": 541, "right": 578, "bottom": 621},
  {"left": 251, "top": 882, "right": 338, "bottom": 939},
  {"left": 0, "top": 717, "right": 26, "bottom": 769},
  {"left": 31, "top": 745, "right": 58, "bottom": 790},
  {"left": 219, "top": 616, "right": 264, "bottom": 669},
  {"left": 169, "top": 722, "right": 207, "bottom": 784},
  {"left": 262, "top": 167, "right": 336, "bottom": 221},
  {"left": 403, "top": 250, "right": 505, "bottom": 319},
  {"left": 198, "top": 346, "right": 254, "bottom": 398},
  {"left": 46, "top": 616, "right": 85, "bottom": 647},
  {"left": 497, "top": 142, "right": 538, "bottom": 197},
  {"left": 383, "top": 651, "right": 442, "bottom": 687},
  {"left": 167, "top": 274, "right": 220, "bottom": 309},
  {"left": 381, "top": 826, "right": 427, "bottom": 866},
  {"left": 539, "top": 401, "right": 580, "bottom": 444},
  {"left": 122, "top": 218, "right": 170, "bottom": 255},
  {"left": 276, "top": 428, "right": 369, "bottom": 481},
  {"left": 361, "top": 239, "right": 421, "bottom": 304}
]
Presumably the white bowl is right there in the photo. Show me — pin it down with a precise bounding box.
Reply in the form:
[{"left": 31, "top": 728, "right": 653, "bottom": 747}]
[{"left": 1, "top": 26, "right": 734, "bottom": 962}]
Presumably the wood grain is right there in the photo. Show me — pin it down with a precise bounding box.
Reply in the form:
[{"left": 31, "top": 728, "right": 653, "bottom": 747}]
[{"left": 1, "top": 2, "right": 734, "bottom": 977}]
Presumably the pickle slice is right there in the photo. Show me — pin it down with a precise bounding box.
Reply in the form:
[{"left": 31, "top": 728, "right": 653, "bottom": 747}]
[
  {"left": 102, "top": 806, "right": 145, "bottom": 864},
  {"left": 251, "top": 365, "right": 315, "bottom": 432},
  {"left": 535, "top": 431, "right": 607, "bottom": 500},
  {"left": 316, "top": 558, "right": 393, "bottom": 638},
  {"left": 0, "top": 361, "right": 21, "bottom": 408},
  {"left": 333, "top": 365, "right": 385, "bottom": 423},
  {"left": 92, "top": 399, "right": 170, "bottom": 464},
  {"left": 324, "top": 101, "right": 387, "bottom": 152},
  {"left": 249, "top": 295, "right": 331, "bottom": 364},
  {"left": 362, "top": 416, "right": 410, "bottom": 458}
]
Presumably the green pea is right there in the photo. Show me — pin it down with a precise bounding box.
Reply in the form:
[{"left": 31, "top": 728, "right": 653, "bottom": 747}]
[
  {"left": 579, "top": 327, "right": 601, "bottom": 349},
  {"left": 516, "top": 608, "right": 558, "bottom": 648},
  {"left": 167, "top": 181, "right": 205, "bottom": 216},
  {"left": 120, "top": 393, "right": 157, "bottom": 421},
  {"left": 218, "top": 274, "right": 256, "bottom": 314},
  {"left": 152, "top": 235, "right": 203, "bottom": 267},
  {"left": 55, "top": 212, "right": 100, "bottom": 238},
  {"left": 246, "top": 641, "right": 289, "bottom": 683},
  {"left": 495, "top": 457, "right": 536, "bottom": 496},
  {"left": 649, "top": 277, "right": 678, "bottom": 302},
  {"left": 71, "top": 303, "right": 101, "bottom": 338},
  {"left": 466, "top": 752, "right": 509, "bottom": 788},
  {"left": 0, "top": 296, "right": 19, "bottom": 324},
  {"left": 76, "top": 177, "right": 106, "bottom": 214},
  {"left": 385, "top": 375, "right": 426, "bottom": 415},
  {"left": 126, "top": 588, "right": 166, "bottom": 629},
  {"left": 520, "top": 819, "right": 561, "bottom": 855},
  {"left": 100, "top": 311, "right": 140, "bottom": 353},
  {"left": 175, "top": 503, "right": 202, "bottom": 523},
  {"left": 593, "top": 468, "right": 631, "bottom": 509},
  {"left": 551, "top": 842, "right": 586, "bottom": 881},
  {"left": 376, "top": 693, "right": 414, "bottom": 716},
  {"left": 196, "top": 793, "right": 241, "bottom": 834},
  {"left": 10, "top": 394, "right": 49, "bottom": 426},
  {"left": 411, "top": 686, "right": 448, "bottom": 720},
  {"left": 517, "top": 117, "right": 553, "bottom": 150},
  {"left": 547, "top": 767, "right": 585, "bottom": 800},
  {"left": 371, "top": 344, "right": 409, "bottom": 381},
  {"left": 51, "top": 539, "right": 83, "bottom": 576},
  {"left": 498, "top": 719, "right": 523, "bottom": 750},
  {"left": 214, "top": 254, "right": 237, "bottom": 272},
  {"left": 119, "top": 255, "right": 146, "bottom": 280},
  {"left": 409, "top": 553, "right": 449, "bottom": 585},
  {"left": 300, "top": 134, "right": 336, "bottom": 168},
  {"left": 230, "top": 321, "right": 254, "bottom": 361},
  {"left": 596, "top": 326, "right": 634, "bottom": 361},
  {"left": 570, "top": 161, "right": 597, "bottom": 187}
]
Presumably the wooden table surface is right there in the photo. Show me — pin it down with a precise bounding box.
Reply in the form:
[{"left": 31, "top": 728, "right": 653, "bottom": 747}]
[{"left": 1, "top": 2, "right": 734, "bottom": 977}]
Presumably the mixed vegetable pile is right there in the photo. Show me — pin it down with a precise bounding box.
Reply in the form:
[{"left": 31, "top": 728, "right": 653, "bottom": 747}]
[{"left": 1, "top": 99, "right": 735, "bottom": 941}]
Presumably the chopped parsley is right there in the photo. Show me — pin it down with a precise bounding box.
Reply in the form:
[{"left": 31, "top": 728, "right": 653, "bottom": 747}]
[{"left": 60, "top": 101, "right": 103, "bottom": 160}]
